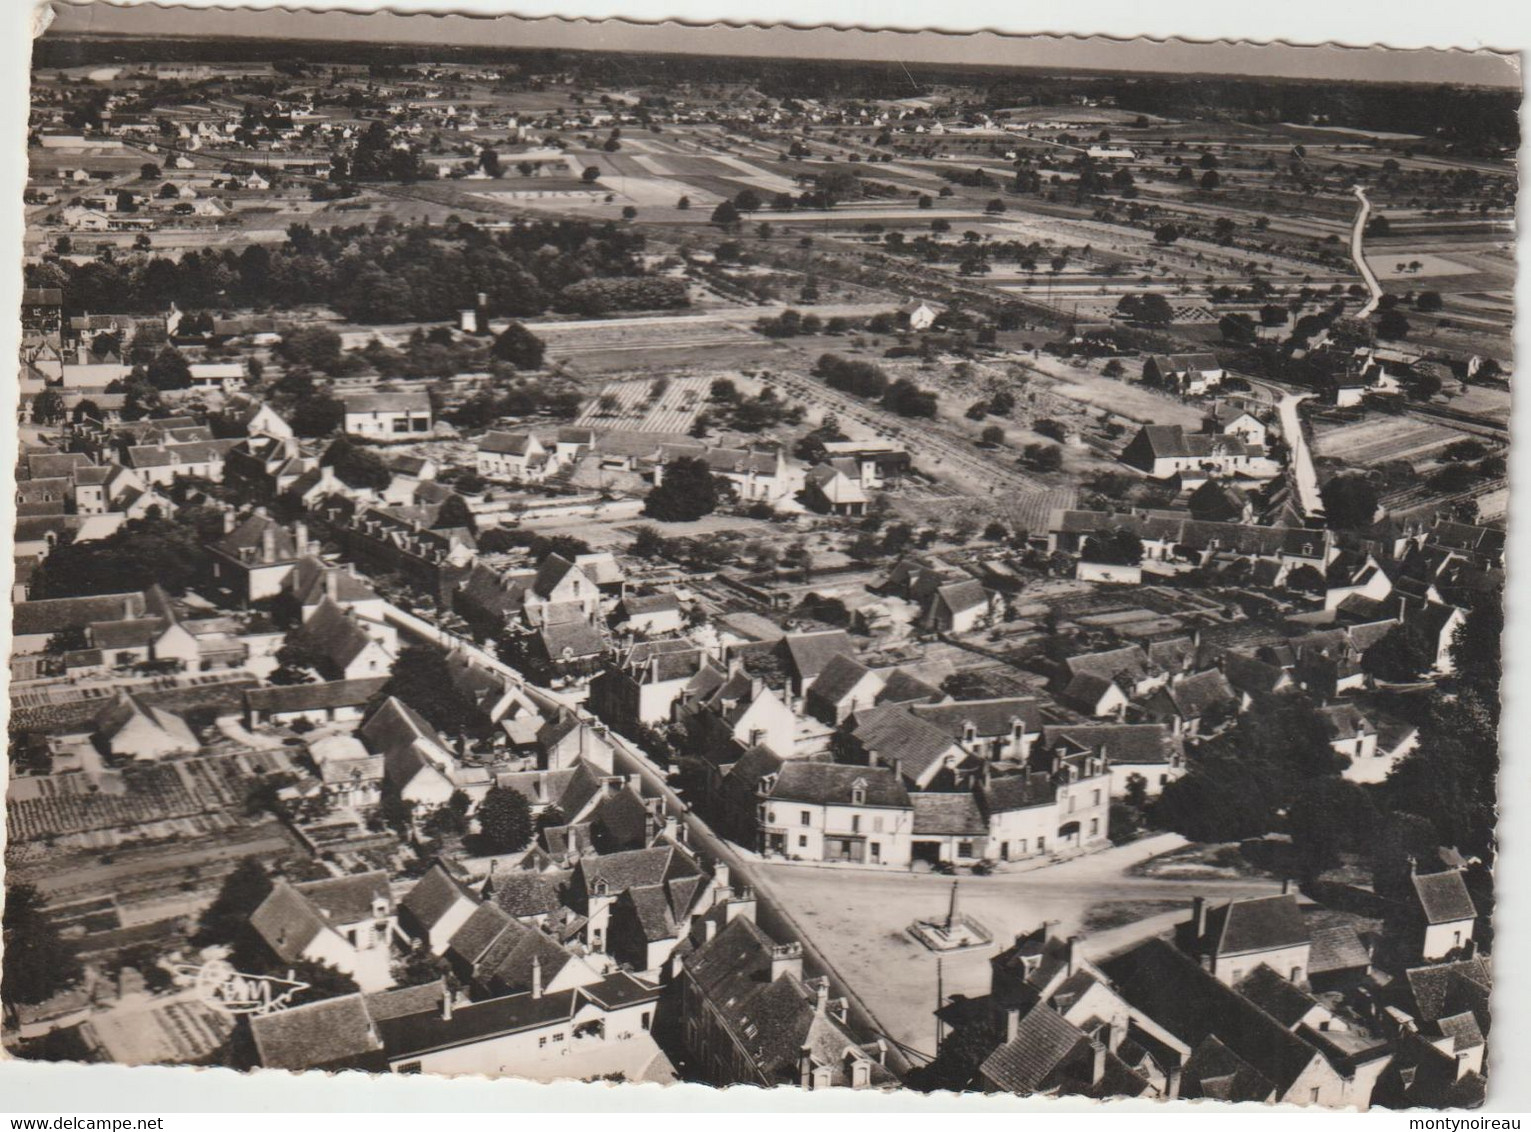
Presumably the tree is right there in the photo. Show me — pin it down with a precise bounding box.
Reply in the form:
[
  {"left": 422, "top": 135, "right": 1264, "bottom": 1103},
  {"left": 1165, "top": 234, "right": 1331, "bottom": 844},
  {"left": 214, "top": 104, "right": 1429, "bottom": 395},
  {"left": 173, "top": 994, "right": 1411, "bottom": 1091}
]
[
  {"left": 980, "top": 424, "right": 1006, "bottom": 446},
  {"left": 676, "top": 196, "right": 691, "bottom": 211},
  {"left": 30, "top": 389, "right": 66, "bottom": 425},
  {"left": 1377, "top": 309, "right": 1411, "bottom": 340},
  {"left": 581, "top": 166, "right": 601, "bottom": 184},
  {"left": 1288, "top": 779, "right": 1377, "bottom": 883},
  {"left": 194, "top": 859, "right": 273, "bottom": 948},
  {"left": 1199, "top": 169, "right": 1220, "bottom": 190},
  {"left": 490, "top": 322, "right": 546, "bottom": 370},
  {"left": 374, "top": 645, "right": 491, "bottom": 740},
  {"left": 322, "top": 436, "right": 393, "bottom": 491},
  {"left": 31, "top": 514, "right": 208, "bottom": 599},
  {"left": 476, "top": 786, "right": 533, "bottom": 854},
  {"left": 1362, "top": 621, "right": 1437, "bottom": 683},
  {"left": 644, "top": 456, "right": 726, "bottom": 521},
  {"left": 1023, "top": 443, "right": 1063, "bottom": 472},
  {"left": 1416, "top": 291, "right": 1444, "bottom": 312},
  {"left": 621, "top": 205, "right": 638, "bottom": 220},
  {"left": 146, "top": 347, "right": 192, "bottom": 391},
  {"left": 630, "top": 524, "right": 667, "bottom": 559},
  {"left": 710, "top": 200, "right": 741, "bottom": 228},
  {"left": 1153, "top": 223, "right": 1181, "bottom": 245},
  {"left": 139, "top": 162, "right": 161, "bottom": 181},
  {"left": 1320, "top": 474, "right": 1379, "bottom": 530},
  {"left": 3, "top": 884, "right": 84, "bottom": 1011},
  {"left": 1081, "top": 528, "right": 1143, "bottom": 565},
  {"left": 480, "top": 149, "right": 502, "bottom": 177}
]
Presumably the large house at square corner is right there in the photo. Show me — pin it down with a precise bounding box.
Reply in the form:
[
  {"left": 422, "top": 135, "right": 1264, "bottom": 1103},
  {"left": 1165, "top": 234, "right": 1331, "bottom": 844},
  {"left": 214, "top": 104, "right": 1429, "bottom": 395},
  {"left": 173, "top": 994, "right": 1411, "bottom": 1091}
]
[
  {"left": 340, "top": 392, "right": 433, "bottom": 440},
  {"left": 249, "top": 871, "right": 402, "bottom": 993}
]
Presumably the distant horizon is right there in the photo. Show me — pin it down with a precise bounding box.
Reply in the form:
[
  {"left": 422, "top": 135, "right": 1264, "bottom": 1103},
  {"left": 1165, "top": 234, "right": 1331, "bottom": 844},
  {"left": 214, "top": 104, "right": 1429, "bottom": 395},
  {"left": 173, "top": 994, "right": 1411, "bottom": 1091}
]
[{"left": 44, "top": 2, "right": 1522, "bottom": 89}]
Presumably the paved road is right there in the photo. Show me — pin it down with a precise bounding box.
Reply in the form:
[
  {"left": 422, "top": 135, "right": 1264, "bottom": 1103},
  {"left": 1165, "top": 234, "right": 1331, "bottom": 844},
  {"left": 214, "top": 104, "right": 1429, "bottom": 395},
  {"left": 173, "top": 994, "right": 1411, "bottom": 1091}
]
[
  {"left": 1350, "top": 186, "right": 1384, "bottom": 318},
  {"left": 1277, "top": 390, "right": 1325, "bottom": 519},
  {"left": 748, "top": 835, "right": 1295, "bottom": 1058}
]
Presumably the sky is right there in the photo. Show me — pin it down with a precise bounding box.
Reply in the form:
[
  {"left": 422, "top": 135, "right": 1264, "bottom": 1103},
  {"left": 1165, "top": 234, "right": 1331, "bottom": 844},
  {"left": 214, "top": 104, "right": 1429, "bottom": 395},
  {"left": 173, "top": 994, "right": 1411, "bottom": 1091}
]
[{"left": 45, "top": 2, "right": 1522, "bottom": 88}]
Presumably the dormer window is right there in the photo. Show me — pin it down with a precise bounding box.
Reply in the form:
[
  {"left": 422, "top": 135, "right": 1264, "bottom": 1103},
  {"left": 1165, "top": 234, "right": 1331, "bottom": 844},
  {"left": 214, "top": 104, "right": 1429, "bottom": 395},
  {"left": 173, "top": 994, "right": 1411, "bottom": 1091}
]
[
  {"left": 851, "top": 778, "right": 868, "bottom": 806},
  {"left": 592, "top": 879, "right": 608, "bottom": 896},
  {"left": 963, "top": 723, "right": 977, "bottom": 745}
]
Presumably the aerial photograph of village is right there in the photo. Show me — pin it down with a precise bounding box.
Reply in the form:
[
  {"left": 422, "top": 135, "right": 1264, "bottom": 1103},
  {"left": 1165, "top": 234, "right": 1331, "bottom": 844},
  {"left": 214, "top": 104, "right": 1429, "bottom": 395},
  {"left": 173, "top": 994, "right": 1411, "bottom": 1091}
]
[{"left": 1, "top": 0, "right": 1514, "bottom": 1111}]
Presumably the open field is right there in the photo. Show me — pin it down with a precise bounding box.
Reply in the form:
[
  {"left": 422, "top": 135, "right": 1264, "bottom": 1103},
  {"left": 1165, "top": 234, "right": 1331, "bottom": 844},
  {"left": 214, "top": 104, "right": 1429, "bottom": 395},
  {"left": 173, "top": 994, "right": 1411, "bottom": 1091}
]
[{"left": 1312, "top": 417, "right": 1464, "bottom": 465}]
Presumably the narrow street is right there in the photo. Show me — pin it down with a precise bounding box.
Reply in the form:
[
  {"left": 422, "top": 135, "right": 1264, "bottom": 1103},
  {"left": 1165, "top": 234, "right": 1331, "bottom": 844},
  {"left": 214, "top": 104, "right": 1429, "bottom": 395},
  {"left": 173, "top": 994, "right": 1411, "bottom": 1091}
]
[{"left": 1350, "top": 185, "right": 1384, "bottom": 318}]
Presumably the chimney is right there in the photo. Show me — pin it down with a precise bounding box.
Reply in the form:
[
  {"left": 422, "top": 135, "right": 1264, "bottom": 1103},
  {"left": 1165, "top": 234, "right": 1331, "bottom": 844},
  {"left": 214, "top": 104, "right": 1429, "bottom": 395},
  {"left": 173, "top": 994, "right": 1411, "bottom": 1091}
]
[
  {"left": 441, "top": 988, "right": 454, "bottom": 1022},
  {"left": 260, "top": 525, "right": 278, "bottom": 563},
  {"left": 325, "top": 570, "right": 340, "bottom": 601},
  {"left": 1066, "top": 935, "right": 1081, "bottom": 977},
  {"left": 798, "top": 1046, "right": 816, "bottom": 1090},
  {"left": 769, "top": 942, "right": 803, "bottom": 982},
  {"left": 1281, "top": 878, "right": 1292, "bottom": 896},
  {"left": 1005, "top": 1007, "right": 1021, "bottom": 1044},
  {"left": 530, "top": 955, "right": 543, "bottom": 999},
  {"left": 1192, "top": 896, "right": 1208, "bottom": 940},
  {"left": 704, "top": 918, "right": 717, "bottom": 942},
  {"left": 223, "top": 509, "right": 237, "bottom": 533},
  {"left": 810, "top": 976, "right": 830, "bottom": 1014},
  {"left": 1166, "top": 1063, "right": 1183, "bottom": 1100},
  {"left": 1090, "top": 1040, "right": 1107, "bottom": 1086},
  {"left": 294, "top": 520, "right": 308, "bottom": 553}
]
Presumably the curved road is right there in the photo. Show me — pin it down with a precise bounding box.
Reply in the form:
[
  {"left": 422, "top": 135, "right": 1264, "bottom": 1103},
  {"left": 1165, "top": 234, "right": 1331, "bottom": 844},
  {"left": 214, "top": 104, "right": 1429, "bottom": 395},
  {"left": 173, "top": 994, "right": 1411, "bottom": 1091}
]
[{"left": 1350, "top": 186, "right": 1384, "bottom": 318}]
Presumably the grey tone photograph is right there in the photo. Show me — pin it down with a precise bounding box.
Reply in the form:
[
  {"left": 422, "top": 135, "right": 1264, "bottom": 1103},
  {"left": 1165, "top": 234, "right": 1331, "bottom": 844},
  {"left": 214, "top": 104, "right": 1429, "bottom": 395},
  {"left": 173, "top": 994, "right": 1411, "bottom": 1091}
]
[{"left": 2, "top": 0, "right": 1513, "bottom": 1110}]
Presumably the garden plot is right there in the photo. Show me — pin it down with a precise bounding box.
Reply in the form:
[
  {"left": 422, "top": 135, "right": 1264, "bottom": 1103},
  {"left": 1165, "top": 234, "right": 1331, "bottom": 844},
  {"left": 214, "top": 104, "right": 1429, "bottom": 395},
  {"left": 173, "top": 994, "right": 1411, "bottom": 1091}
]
[
  {"left": 575, "top": 374, "right": 716, "bottom": 432},
  {"left": 538, "top": 316, "right": 757, "bottom": 360},
  {"left": 1366, "top": 252, "right": 1478, "bottom": 279},
  {"left": 1312, "top": 418, "right": 1461, "bottom": 465}
]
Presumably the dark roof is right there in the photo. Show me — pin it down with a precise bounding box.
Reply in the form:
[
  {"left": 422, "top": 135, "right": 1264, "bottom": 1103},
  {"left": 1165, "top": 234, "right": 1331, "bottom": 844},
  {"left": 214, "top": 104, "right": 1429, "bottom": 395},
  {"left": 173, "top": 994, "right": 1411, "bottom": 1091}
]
[
  {"left": 980, "top": 772, "right": 1057, "bottom": 814},
  {"left": 376, "top": 973, "right": 657, "bottom": 1061},
  {"left": 850, "top": 704, "right": 960, "bottom": 782},
  {"left": 911, "top": 792, "right": 987, "bottom": 836},
  {"left": 1207, "top": 895, "right": 1309, "bottom": 957},
  {"left": 805, "top": 653, "right": 876, "bottom": 707},
  {"left": 401, "top": 864, "right": 475, "bottom": 931},
  {"left": 249, "top": 993, "right": 384, "bottom": 1072},
  {"left": 486, "top": 870, "right": 564, "bottom": 920},
  {"left": 783, "top": 630, "right": 856, "bottom": 681},
  {"left": 876, "top": 668, "right": 944, "bottom": 705},
  {"left": 1308, "top": 924, "right": 1371, "bottom": 975},
  {"left": 294, "top": 871, "right": 391, "bottom": 924},
  {"left": 979, "top": 1004, "right": 1090, "bottom": 1094},
  {"left": 766, "top": 762, "right": 910, "bottom": 809},
  {"left": 1101, "top": 939, "right": 1321, "bottom": 1097},
  {"left": 249, "top": 882, "right": 328, "bottom": 963},
  {"left": 1412, "top": 870, "right": 1476, "bottom": 925},
  {"left": 14, "top": 592, "right": 145, "bottom": 636},
  {"left": 1234, "top": 965, "right": 1322, "bottom": 1028},
  {"left": 912, "top": 697, "right": 1043, "bottom": 738},
  {"left": 1044, "top": 723, "right": 1177, "bottom": 766},
  {"left": 1405, "top": 959, "right": 1492, "bottom": 1023},
  {"left": 244, "top": 676, "right": 389, "bottom": 715}
]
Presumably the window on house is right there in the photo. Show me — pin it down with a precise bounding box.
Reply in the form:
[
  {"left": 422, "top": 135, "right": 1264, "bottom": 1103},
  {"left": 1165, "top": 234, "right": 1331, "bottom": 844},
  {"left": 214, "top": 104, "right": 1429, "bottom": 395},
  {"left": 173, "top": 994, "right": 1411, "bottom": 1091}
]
[
  {"left": 801, "top": 811, "right": 812, "bottom": 826},
  {"left": 552, "top": 1033, "right": 565, "bottom": 1043},
  {"left": 1089, "top": 818, "right": 1099, "bottom": 836},
  {"left": 798, "top": 835, "right": 807, "bottom": 848},
  {"left": 1093, "top": 789, "right": 1101, "bottom": 806},
  {"left": 851, "top": 815, "right": 861, "bottom": 834},
  {"left": 538, "top": 1037, "right": 547, "bottom": 1049},
  {"left": 641, "top": 1012, "right": 651, "bottom": 1031},
  {"left": 958, "top": 841, "right": 973, "bottom": 859},
  {"left": 1291, "top": 967, "right": 1303, "bottom": 983},
  {"left": 1069, "top": 796, "right": 1076, "bottom": 813},
  {"left": 398, "top": 1062, "right": 422, "bottom": 1074},
  {"left": 872, "top": 816, "right": 884, "bottom": 833},
  {"left": 1309, "top": 1088, "right": 1320, "bottom": 1104},
  {"left": 1037, "top": 837, "right": 1045, "bottom": 851}
]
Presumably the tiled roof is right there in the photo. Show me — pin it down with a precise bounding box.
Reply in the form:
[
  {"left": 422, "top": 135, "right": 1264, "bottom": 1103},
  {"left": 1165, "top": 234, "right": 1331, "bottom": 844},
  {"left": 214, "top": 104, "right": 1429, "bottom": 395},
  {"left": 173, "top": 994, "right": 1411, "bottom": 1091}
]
[
  {"left": 341, "top": 392, "right": 430, "bottom": 414},
  {"left": 1044, "top": 723, "right": 1177, "bottom": 766},
  {"left": 980, "top": 772, "right": 1056, "bottom": 814},
  {"left": 914, "top": 697, "right": 1043, "bottom": 738},
  {"left": 14, "top": 592, "right": 145, "bottom": 637},
  {"left": 850, "top": 704, "right": 961, "bottom": 782},
  {"left": 1412, "top": 870, "right": 1476, "bottom": 925},
  {"left": 783, "top": 630, "right": 857, "bottom": 681},
  {"left": 250, "top": 882, "right": 329, "bottom": 963},
  {"left": 1406, "top": 958, "right": 1491, "bottom": 1023},
  {"left": 244, "top": 676, "right": 389, "bottom": 715},
  {"left": 1234, "top": 965, "right": 1322, "bottom": 1028},
  {"left": 979, "top": 1003, "right": 1090, "bottom": 1094},
  {"left": 911, "top": 792, "right": 986, "bottom": 836},
  {"left": 804, "top": 653, "right": 877, "bottom": 708},
  {"left": 1102, "top": 939, "right": 1319, "bottom": 1097},
  {"left": 294, "top": 871, "right": 392, "bottom": 924},
  {"left": 1308, "top": 924, "right": 1371, "bottom": 975},
  {"left": 766, "top": 761, "right": 910, "bottom": 809},
  {"left": 402, "top": 863, "right": 475, "bottom": 931},
  {"left": 1208, "top": 895, "right": 1309, "bottom": 957},
  {"left": 876, "top": 668, "right": 945, "bottom": 705},
  {"left": 249, "top": 993, "right": 384, "bottom": 1072}
]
